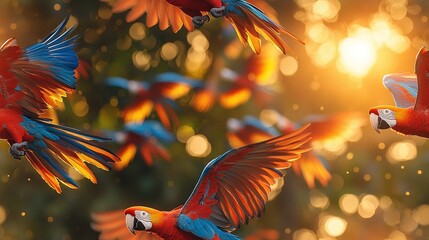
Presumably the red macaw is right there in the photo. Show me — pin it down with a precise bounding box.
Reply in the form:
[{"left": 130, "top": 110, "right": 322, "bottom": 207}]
[
  {"left": 109, "top": 121, "right": 175, "bottom": 170},
  {"left": 219, "top": 45, "right": 279, "bottom": 109},
  {"left": 227, "top": 113, "right": 365, "bottom": 188},
  {"left": 91, "top": 126, "right": 311, "bottom": 239},
  {"left": 0, "top": 17, "right": 120, "bottom": 193},
  {"left": 103, "top": 0, "right": 304, "bottom": 54},
  {"left": 369, "top": 47, "right": 429, "bottom": 137},
  {"left": 106, "top": 73, "right": 200, "bottom": 128}
]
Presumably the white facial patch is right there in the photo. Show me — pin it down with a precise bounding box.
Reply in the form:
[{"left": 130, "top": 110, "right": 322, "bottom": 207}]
[
  {"left": 135, "top": 210, "right": 153, "bottom": 230},
  {"left": 378, "top": 109, "right": 397, "bottom": 128}
]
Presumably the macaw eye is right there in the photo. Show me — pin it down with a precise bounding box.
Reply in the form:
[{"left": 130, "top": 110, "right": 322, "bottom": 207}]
[{"left": 383, "top": 109, "right": 391, "bottom": 114}]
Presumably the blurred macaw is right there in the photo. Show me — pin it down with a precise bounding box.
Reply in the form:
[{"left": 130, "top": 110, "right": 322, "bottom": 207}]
[
  {"left": 106, "top": 73, "right": 200, "bottom": 128},
  {"left": 75, "top": 59, "right": 91, "bottom": 79},
  {"left": 227, "top": 113, "right": 365, "bottom": 188},
  {"left": 109, "top": 121, "right": 175, "bottom": 170},
  {"left": 91, "top": 126, "right": 311, "bottom": 239},
  {"left": 0, "top": 17, "right": 120, "bottom": 193},
  {"left": 369, "top": 47, "right": 429, "bottom": 137},
  {"left": 104, "top": 0, "right": 304, "bottom": 54},
  {"left": 219, "top": 45, "right": 279, "bottom": 109}
]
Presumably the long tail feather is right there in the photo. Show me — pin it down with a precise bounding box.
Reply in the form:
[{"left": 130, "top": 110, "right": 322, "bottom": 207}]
[{"left": 24, "top": 118, "right": 120, "bottom": 193}]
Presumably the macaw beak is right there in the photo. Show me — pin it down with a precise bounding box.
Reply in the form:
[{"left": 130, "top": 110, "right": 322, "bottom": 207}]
[
  {"left": 125, "top": 213, "right": 146, "bottom": 234},
  {"left": 369, "top": 113, "right": 391, "bottom": 133}
]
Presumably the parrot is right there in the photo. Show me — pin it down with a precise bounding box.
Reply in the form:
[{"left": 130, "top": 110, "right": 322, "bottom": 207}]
[
  {"left": 105, "top": 73, "right": 201, "bottom": 128},
  {"left": 219, "top": 45, "right": 280, "bottom": 109},
  {"left": 0, "top": 17, "right": 120, "bottom": 193},
  {"left": 109, "top": 120, "right": 175, "bottom": 170},
  {"left": 91, "top": 126, "right": 312, "bottom": 239},
  {"left": 227, "top": 113, "right": 365, "bottom": 188},
  {"left": 369, "top": 47, "right": 429, "bottom": 137},
  {"left": 103, "top": 0, "right": 304, "bottom": 54}
]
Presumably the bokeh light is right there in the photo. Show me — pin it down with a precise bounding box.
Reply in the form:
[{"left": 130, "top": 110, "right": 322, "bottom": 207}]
[
  {"left": 186, "top": 134, "right": 211, "bottom": 157},
  {"left": 322, "top": 215, "right": 348, "bottom": 237},
  {"left": 339, "top": 193, "right": 359, "bottom": 214},
  {"left": 387, "top": 140, "right": 418, "bottom": 163}
]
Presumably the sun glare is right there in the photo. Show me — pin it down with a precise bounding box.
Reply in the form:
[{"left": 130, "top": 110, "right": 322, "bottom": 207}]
[{"left": 337, "top": 28, "right": 377, "bottom": 78}]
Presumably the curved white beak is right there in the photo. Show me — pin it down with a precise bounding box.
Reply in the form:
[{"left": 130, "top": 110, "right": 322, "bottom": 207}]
[
  {"left": 370, "top": 113, "right": 381, "bottom": 133},
  {"left": 125, "top": 214, "right": 135, "bottom": 234}
]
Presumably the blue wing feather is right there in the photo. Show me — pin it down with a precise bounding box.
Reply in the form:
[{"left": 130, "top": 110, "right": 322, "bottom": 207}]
[
  {"left": 383, "top": 73, "right": 418, "bottom": 108},
  {"left": 25, "top": 16, "right": 78, "bottom": 88}
]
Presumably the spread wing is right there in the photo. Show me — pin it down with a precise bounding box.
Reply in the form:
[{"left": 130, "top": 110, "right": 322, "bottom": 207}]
[
  {"left": 91, "top": 210, "right": 163, "bottom": 240},
  {"left": 0, "top": 17, "right": 78, "bottom": 116},
  {"left": 382, "top": 73, "right": 417, "bottom": 108},
  {"left": 414, "top": 46, "right": 429, "bottom": 110},
  {"left": 103, "top": 0, "right": 194, "bottom": 32},
  {"left": 178, "top": 126, "right": 311, "bottom": 234}
]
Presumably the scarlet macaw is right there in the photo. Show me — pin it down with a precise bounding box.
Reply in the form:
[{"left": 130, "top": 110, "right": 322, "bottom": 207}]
[
  {"left": 103, "top": 0, "right": 304, "bottom": 54},
  {"left": 369, "top": 47, "right": 429, "bottom": 137},
  {"left": 227, "top": 113, "right": 365, "bottom": 188},
  {"left": 219, "top": 45, "right": 279, "bottom": 109},
  {"left": 0, "top": 17, "right": 120, "bottom": 193},
  {"left": 91, "top": 126, "right": 311, "bottom": 239},
  {"left": 106, "top": 73, "right": 200, "bottom": 128},
  {"left": 109, "top": 120, "right": 174, "bottom": 170}
]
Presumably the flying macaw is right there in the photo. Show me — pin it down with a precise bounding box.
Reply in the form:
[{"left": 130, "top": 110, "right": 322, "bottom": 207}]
[
  {"left": 227, "top": 113, "right": 365, "bottom": 188},
  {"left": 0, "top": 17, "right": 120, "bottom": 193},
  {"left": 369, "top": 47, "right": 429, "bottom": 137},
  {"left": 103, "top": 0, "right": 304, "bottom": 54},
  {"left": 109, "top": 120, "right": 175, "bottom": 170},
  {"left": 219, "top": 45, "right": 279, "bottom": 109},
  {"left": 91, "top": 126, "right": 311, "bottom": 239},
  {"left": 106, "top": 73, "right": 200, "bottom": 128}
]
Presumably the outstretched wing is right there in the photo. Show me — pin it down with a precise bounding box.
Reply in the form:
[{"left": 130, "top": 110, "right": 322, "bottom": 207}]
[
  {"left": 91, "top": 210, "right": 163, "bottom": 240},
  {"left": 178, "top": 126, "right": 311, "bottom": 235},
  {"left": 414, "top": 46, "right": 429, "bottom": 110},
  {"left": 383, "top": 73, "right": 417, "bottom": 108},
  {"left": 2, "top": 17, "right": 78, "bottom": 117},
  {"left": 103, "top": 0, "right": 194, "bottom": 33}
]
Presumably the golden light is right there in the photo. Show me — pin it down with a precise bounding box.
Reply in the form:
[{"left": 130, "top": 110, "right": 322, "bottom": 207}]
[
  {"left": 68, "top": 167, "right": 85, "bottom": 181},
  {"left": 72, "top": 96, "right": 89, "bottom": 117},
  {"left": 129, "top": 22, "right": 146, "bottom": 40},
  {"left": 176, "top": 125, "right": 195, "bottom": 143},
  {"left": 161, "top": 42, "right": 179, "bottom": 61},
  {"left": 186, "top": 134, "right": 211, "bottom": 157},
  {"left": 0, "top": 205, "right": 6, "bottom": 225},
  {"left": 132, "top": 51, "right": 151, "bottom": 70},
  {"left": 260, "top": 109, "right": 280, "bottom": 127},
  {"left": 358, "top": 194, "right": 379, "bottom": 218},
  {"left": 384, "top": 207, "right": 401, "bottom": 226},
  {"left": 268, "top": 177, "right": 284, "bottom": 201},
  {"left": 309, "top": 190, "right": 330, "bottom": 210},
  {"left": 337, "top": 27, "right": 376, "bottom": 78},
  {"left": 388, "top": 231, "right": 407, "bottom": 240},
  {"left": 307, "top": 22, "right": 330, "bottom": 43},
  {"left": 339, "top": 193, "right": 359, "bottom": 214},
  {"left": 400, "top": 210, "right": 418, "bottom": 233},
  {"left": 413, "top": 205, "right": 429, "bottom": 226},
  {"left": 293, "top": 228, "right": 317, "bottom": 240},
  {"left": 379, "top": 196, "right": 393, "bottom": 210},
  {"left": 322, "top": 215, "right": 348, "bottom": 237},
  {"left": 312, "top": 0, "right": 341, "bottom": 21},
  {"left": 386, "top": 140, "right": 417, "bottom": 164},
  {"left": 280, "top": 56, "right": 299, "bottom": 76}
]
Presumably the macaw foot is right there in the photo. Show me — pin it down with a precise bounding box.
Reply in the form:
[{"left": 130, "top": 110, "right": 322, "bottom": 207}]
[
  {"left": 192, "top": 15, "right": 210, "bottom": 28},
  {"left": 210, "top": 6, "right": 226, "bottom": 18},
  {"left": 9, "top": 142, "right": 28, "bottom": 159}
]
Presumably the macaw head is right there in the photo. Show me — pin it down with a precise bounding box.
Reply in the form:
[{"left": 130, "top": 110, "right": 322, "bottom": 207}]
[
  {"left": 124, "top": 206, "right": 162, "bottom": 234},
  {"left": 369, "top": 106, "right": 405, "bottom": 133}
]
